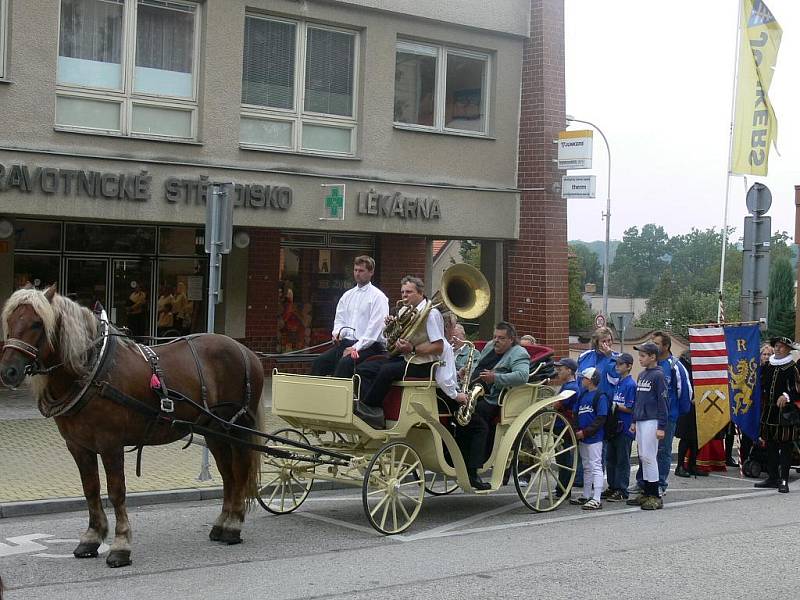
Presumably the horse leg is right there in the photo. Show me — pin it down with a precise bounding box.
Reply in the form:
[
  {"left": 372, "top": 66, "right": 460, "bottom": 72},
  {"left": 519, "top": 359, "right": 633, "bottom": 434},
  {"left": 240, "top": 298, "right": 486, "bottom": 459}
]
[
  {"left": 66, "top": 441, "right": 108, "bottom": 558},
  {"left": 226, "top": 445, "right": 260, "bottom": 546},
  {"left": 206, "top": 438, "right": 234, "bottom": 543},
  {"left": 100, "top": 449, "right": 132, "bottom": 568}
]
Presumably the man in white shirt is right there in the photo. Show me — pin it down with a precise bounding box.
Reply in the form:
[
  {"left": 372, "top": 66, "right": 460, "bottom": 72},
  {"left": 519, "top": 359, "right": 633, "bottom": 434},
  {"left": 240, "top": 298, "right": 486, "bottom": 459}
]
[
  {"left": 311, "top": 255, "right": 389, "bottom": 378},
  {"left": 354, "top": 275, "right": 445, "bottom": 429}
]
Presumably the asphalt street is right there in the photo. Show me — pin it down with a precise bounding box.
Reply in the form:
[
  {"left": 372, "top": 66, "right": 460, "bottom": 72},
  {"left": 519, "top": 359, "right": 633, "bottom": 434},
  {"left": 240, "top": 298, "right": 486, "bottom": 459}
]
[{"left": 0, "top": 470, "right": 796, "bottom": 600}]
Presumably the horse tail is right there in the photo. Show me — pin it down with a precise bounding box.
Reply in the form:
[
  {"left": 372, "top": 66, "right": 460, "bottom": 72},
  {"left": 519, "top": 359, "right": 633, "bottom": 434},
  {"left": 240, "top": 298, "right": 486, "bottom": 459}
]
[{"left": 243, "top": 348, "right": 265, "bottom": 510}]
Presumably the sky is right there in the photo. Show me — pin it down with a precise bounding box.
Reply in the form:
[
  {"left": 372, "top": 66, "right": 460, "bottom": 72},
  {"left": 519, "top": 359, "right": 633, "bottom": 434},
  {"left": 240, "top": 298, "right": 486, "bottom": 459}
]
[{"left": 564, "top": 0, "right": 800, "bottom": 243}]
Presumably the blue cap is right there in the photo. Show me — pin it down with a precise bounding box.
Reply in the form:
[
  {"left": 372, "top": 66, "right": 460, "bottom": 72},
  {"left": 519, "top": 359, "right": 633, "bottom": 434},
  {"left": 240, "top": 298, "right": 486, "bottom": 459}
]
[
  {"left": 554, "top": 357, "right": 578, "bottom": 372},
  {"left": 618, "top": 352, "right": 634, "bottom": 365}
]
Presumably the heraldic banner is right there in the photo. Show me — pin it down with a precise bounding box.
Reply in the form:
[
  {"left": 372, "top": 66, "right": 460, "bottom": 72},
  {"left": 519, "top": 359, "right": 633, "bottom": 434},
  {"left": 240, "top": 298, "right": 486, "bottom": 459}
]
[{"left": 689, "top": 324, "right": 762, "bottom": 448}]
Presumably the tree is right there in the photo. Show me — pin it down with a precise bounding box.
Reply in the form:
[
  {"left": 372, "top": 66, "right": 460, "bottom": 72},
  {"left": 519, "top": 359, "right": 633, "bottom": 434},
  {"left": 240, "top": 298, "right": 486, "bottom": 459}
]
[
  {"left": 669, "top": 227, "right": 741, "bottom": 294},
  {"left": 609, "top": 224, "right": 670, "bottom": 296},
  {"left": 767, "top": 256, "right": 795, "bottom": 339},
  {"left": 459, "top": 240, "right": 480, "bottom": 269},
  {"left": 571, "top": 243, "right": 602, "bottom": 291},
  {"left": 568, "top": 252, "right": 594, "bottom": 331},
  {"left": 770, "top": 231, "right": 794, "bottom": 267}
]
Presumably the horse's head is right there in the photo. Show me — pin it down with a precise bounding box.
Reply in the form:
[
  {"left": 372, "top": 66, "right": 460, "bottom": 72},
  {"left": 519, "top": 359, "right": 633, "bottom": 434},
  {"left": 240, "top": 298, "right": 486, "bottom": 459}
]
[{"left": 1, "top": 285, "right": 58, "bottom": 388}]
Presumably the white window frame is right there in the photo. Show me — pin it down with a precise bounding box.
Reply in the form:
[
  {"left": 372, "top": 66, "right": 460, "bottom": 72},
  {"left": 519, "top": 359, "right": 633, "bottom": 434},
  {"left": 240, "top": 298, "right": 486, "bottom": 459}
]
[
  {"left": 240, "top": 14, "right": 359, "bottom": 158},
  {"left": 55, "top": 0, "right": 201, "bottom": 141},
  {"left": 394, "top": 40, "right": 491, "bottom": 137},
  {"left": 0, "top": 0, "right": 8, "bottom": 79}
]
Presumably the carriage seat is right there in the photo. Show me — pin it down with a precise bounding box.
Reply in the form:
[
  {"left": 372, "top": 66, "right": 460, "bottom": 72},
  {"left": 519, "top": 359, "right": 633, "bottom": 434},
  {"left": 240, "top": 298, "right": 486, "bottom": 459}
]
[{"left": 382, "top": 364, "right": 440, "bottom": 422}]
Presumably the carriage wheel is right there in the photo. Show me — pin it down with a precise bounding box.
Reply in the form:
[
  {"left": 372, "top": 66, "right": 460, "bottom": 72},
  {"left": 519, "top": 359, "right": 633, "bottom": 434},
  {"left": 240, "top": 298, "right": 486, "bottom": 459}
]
[
  {"left": 257, "top": 428, "right": 314, "bottom": 515},
  {"left": 424, "top": 471, "right": 459, "bottom": 496},
  {"left": 513, "top": 410, "right": 577, "bottom": 513},
  {"left": 362, "top": 442, "right": 425, "bottom": 534}
]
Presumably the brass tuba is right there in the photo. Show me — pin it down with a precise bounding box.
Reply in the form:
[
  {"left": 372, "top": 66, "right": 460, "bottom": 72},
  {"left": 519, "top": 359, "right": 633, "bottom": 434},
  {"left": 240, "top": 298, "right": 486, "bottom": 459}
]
[{"left": 384, "top": 264, "right": 491, "bottom": 357}]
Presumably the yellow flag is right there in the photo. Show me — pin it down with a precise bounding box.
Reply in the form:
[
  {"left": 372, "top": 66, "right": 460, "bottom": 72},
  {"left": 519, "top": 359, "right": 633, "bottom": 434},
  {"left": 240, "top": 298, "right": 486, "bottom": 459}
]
[{"left": 730, "top": 0, "right": 782, "bottom": 176}]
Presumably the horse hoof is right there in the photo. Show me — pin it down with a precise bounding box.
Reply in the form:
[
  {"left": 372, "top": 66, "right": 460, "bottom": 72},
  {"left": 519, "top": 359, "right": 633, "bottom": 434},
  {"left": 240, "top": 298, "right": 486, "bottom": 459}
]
[
  {"left": 106, "top": 550, "right": 132, "bottom": 568},
  {"left": 73, "top": 542, "right": 100, "bottom": 558},
  {"left": 219, "top": 529, "right": 242, "bottom": 545},
  {"left": 209, "top": 525, "right": 223, "bottom": 541}
]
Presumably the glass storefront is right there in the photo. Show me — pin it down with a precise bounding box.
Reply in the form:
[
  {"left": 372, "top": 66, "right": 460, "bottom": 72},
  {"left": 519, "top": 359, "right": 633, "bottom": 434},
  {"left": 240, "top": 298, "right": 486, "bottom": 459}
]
[
  {"left": 11, "top": 219, "right": 207, "bottom": 339},
  {"left": 278, "top": 232, "right": 374, "bottom": 352}
]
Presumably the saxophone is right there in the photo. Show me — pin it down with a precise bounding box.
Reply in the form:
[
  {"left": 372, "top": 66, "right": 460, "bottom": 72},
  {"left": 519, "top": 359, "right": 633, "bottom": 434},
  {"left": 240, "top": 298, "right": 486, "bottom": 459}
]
[{"left": 455, "top": 339, "right": 485, "bottom": 426}]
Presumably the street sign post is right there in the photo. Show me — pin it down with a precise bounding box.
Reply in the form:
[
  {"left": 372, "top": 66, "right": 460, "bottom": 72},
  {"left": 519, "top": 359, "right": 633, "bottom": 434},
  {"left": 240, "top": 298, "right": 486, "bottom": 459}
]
[
  {"left": 741, "top": 183, "right": 772, "bottom": 324},
  {"left": 611, "top": 311, "right": 634, "bottom": 352},
  {"left": 199, "top": 182, "right": 233, "bottom": 480}
]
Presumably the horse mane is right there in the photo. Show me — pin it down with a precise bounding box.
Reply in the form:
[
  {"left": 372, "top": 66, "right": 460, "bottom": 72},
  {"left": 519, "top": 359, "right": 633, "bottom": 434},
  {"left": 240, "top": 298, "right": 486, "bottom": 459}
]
[{"left": 2, "top": 288, "right": 98, "bottom": 379}]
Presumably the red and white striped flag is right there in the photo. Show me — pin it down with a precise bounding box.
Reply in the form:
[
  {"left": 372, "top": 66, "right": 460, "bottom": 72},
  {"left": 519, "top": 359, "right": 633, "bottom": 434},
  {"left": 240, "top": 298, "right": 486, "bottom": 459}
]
[{"left": 688, "top": 326, "right": 732, "bottom": 447}]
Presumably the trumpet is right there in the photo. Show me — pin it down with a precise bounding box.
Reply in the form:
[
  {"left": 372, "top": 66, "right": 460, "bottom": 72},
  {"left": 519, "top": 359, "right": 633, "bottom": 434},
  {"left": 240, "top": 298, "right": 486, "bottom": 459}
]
[{"left": 455, "top": 339, "right": 485, "bottom": 426}]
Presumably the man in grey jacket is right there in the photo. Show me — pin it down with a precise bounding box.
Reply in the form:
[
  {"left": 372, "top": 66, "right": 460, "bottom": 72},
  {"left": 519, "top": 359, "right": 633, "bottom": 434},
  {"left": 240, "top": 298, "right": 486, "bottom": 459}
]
[{"left": 458, "top": 321, "right": 530, "bottom": 489}]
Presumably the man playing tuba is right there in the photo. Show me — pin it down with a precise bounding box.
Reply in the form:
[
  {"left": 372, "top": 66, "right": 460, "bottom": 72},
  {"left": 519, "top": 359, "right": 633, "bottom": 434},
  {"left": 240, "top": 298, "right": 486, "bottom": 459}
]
[{"left": 354, "top": 275, "right": 445, "bottom": 429}]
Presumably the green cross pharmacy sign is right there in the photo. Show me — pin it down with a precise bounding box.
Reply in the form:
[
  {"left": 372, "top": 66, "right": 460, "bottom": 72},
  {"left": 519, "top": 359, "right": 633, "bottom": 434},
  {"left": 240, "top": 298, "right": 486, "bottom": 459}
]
[{"left": 321, "top": 184, "right": 346, "bottom": 220}]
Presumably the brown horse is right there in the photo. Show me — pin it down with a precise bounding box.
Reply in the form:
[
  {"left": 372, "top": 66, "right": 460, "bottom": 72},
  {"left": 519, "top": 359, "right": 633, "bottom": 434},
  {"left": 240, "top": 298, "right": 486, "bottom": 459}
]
[{"left": 0, "top": 285, "right": 264, "bottom": 567}]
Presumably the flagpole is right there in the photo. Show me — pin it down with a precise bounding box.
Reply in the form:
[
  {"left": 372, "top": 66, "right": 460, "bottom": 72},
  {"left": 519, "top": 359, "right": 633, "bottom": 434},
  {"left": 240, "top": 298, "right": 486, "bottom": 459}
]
[{"left": 718, "top": 0, "right": 744, "bottom": 323}]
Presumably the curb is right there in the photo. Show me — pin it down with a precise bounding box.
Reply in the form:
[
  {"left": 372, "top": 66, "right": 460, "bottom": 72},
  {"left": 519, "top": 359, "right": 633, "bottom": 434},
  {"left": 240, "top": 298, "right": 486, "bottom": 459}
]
[{"left": 0, "top": 480, "right": 354, "bottom": 519}]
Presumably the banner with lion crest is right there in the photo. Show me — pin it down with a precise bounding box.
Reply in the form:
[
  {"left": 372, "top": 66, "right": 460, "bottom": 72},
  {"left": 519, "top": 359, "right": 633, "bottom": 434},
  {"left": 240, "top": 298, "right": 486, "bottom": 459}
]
[{"left": 688, "top": 324, "right": 761, "bottom": 448}]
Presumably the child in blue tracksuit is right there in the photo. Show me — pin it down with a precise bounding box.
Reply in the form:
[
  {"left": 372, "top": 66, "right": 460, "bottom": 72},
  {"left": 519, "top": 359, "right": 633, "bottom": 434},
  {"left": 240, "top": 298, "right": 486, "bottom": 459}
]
[
  {"left": 569, "top": 366, "right": 608, "bottom": 510},
  {"left": 605, "top": 353, "right": 636, "bottom": 500},
  {"left": 628, "top": 342, "right": 668, "bottom": 510},
  {"left": 550, "top": 358, "right": 580, "bottom": 498}
]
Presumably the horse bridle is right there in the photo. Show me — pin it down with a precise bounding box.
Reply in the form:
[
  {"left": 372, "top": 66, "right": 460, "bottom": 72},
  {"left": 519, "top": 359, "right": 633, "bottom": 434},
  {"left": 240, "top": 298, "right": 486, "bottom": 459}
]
[{"left": 2, "top": 331, "right": 62, "bottom": 376}]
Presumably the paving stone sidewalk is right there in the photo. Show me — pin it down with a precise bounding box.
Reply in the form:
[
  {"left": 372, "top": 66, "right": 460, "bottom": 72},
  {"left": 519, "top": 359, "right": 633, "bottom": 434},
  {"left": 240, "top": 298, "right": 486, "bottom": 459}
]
[{"left": 0, "top": 382, "right": 287, "bottom": 514}]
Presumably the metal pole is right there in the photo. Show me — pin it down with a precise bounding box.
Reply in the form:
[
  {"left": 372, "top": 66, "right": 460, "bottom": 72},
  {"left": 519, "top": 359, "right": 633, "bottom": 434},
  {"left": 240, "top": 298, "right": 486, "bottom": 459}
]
[
  {"left": 198, "top": 185, "right": 223, "bottom": 482},
  {"left": 566, "top": 116, "right": 611, "bottom": 318}
]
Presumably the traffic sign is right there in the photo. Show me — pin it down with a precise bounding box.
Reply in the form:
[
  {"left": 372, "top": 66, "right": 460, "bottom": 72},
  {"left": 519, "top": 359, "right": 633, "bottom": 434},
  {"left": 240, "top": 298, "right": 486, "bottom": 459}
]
[
  {"left": 594, "top": 314, "right": 606, "bottom": 328},
  {"left": 561, "top": 175, "right": 596, "bottom": 198},
  {"left": 557, "top": 130, "right": 593, "bottom": 170},
  {"left": 745, "top": 182, "right": 772, "bottom": 215}
]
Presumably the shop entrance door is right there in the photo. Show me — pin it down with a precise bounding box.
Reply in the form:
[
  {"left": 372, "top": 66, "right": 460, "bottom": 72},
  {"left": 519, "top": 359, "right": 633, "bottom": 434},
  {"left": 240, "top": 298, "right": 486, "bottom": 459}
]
[
  {"left": 111, "top": 259, "right": 153, "bottom": 338},
  {"left": 65, "top": 258, "right": 108, "bottom": 311}
]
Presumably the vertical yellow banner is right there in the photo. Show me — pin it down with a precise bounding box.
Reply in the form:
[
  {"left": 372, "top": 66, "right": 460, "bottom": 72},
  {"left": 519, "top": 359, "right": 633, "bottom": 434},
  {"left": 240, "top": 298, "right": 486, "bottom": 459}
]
[{"left": 730, "top": 0, "right": 782, "bottom": 176}]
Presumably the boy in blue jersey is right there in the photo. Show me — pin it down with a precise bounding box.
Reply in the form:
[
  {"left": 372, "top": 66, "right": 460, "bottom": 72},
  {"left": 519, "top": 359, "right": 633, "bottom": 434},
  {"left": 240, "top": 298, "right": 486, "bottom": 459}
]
[
  {"left": 627, "top": 342, "right": 668, "bottom": 510},
  {"left": 549, "top": 358, "right": 580, "bottom": 498},
  {"left": 604, "top": 353, "right": 636, "bottom": 501},
  {"left": 569, "top": 367, "right": 608, "bottom": 510}
]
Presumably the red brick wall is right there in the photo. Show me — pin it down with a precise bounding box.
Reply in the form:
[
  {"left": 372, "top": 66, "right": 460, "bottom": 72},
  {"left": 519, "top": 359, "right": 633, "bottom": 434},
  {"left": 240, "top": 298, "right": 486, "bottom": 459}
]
[
  {"left": 507, "top": 0, "right": 568, "bottom": 357},
  {"left": 377, "top": 234, "right": 427, "bottom": 300},
  {"left": 243, "top": 228, "right": 280, "bottom": 354}
]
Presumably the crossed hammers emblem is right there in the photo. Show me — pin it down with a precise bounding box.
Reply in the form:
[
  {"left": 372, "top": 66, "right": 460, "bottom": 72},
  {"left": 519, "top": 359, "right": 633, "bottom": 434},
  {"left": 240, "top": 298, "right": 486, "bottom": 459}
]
[{"left": 701, "top": 389, "right": 726, "bottom": 414}]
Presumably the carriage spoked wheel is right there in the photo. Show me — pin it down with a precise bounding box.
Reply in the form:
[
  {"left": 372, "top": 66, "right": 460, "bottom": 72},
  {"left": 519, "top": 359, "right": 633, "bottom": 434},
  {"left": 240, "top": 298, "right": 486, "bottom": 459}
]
[
  {"left": 362, "top": 442, "right": 425, "bottom": 534},
  {"left": 257, "top": 428, "right": 314, "bottom": 515},
  {"left": 513, "top": 409, "right": 577, "bottom": 513},
  {"left": 424, "top": 471, "right": 459, "bottom": 496}
]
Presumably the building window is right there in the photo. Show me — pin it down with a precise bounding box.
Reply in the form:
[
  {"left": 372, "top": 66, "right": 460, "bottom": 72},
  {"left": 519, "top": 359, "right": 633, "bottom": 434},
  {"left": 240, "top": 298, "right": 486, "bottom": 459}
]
[
  {"left": 394, "top": 41, "right": 490, "bottom": 135},
  {"left": 56, "top": 0, "right": 199, "bottom": 140},
  {"left": 240, "top": 14, "right": 358, "bottom": 156}
]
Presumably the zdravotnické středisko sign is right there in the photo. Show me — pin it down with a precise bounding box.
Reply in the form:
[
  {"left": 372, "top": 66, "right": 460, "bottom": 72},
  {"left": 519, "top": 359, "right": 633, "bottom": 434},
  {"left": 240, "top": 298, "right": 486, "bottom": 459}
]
[{"left": 0, "top": 162, "right": 291, "bottom": 211}]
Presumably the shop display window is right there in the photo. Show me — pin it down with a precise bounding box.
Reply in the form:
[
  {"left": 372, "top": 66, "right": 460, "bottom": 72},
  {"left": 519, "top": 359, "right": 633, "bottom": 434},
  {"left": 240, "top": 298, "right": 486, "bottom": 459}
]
[
  {"left": 156, "top": 258, "right": 207, "bottom": 338},
  {"left": 277, "top": 246, "right": 371, "bottom": 352},
  {"left": 159, "top": 226, "right": 205, "bottom": 256}
]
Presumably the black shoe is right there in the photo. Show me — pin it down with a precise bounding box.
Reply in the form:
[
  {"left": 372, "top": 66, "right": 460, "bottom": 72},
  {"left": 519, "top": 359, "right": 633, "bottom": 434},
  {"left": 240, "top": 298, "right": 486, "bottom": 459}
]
[
  {"left": 726, "top": 459, "right": 738, "bottom": 468},
  {"left": 468, "top": 469, "right": 491, "bottom": 491},
  {"left": 754, "top": 478, "right": 780, "bottom": 489},
  {"left": 353, "top": 402, "right": 385, "bottom": 429},
  {"left": 674, "top": 466, "right": 691, "bottom": 478},
  {"left": 778, "top": 479, "right": 789, "bottom": 493}
]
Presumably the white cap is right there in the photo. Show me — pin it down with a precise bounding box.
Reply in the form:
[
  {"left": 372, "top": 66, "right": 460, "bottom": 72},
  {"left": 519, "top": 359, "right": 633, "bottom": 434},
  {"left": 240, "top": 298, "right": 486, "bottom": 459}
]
[{"left": 580, "top": 367, "right": 598, "bottom": 381}]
